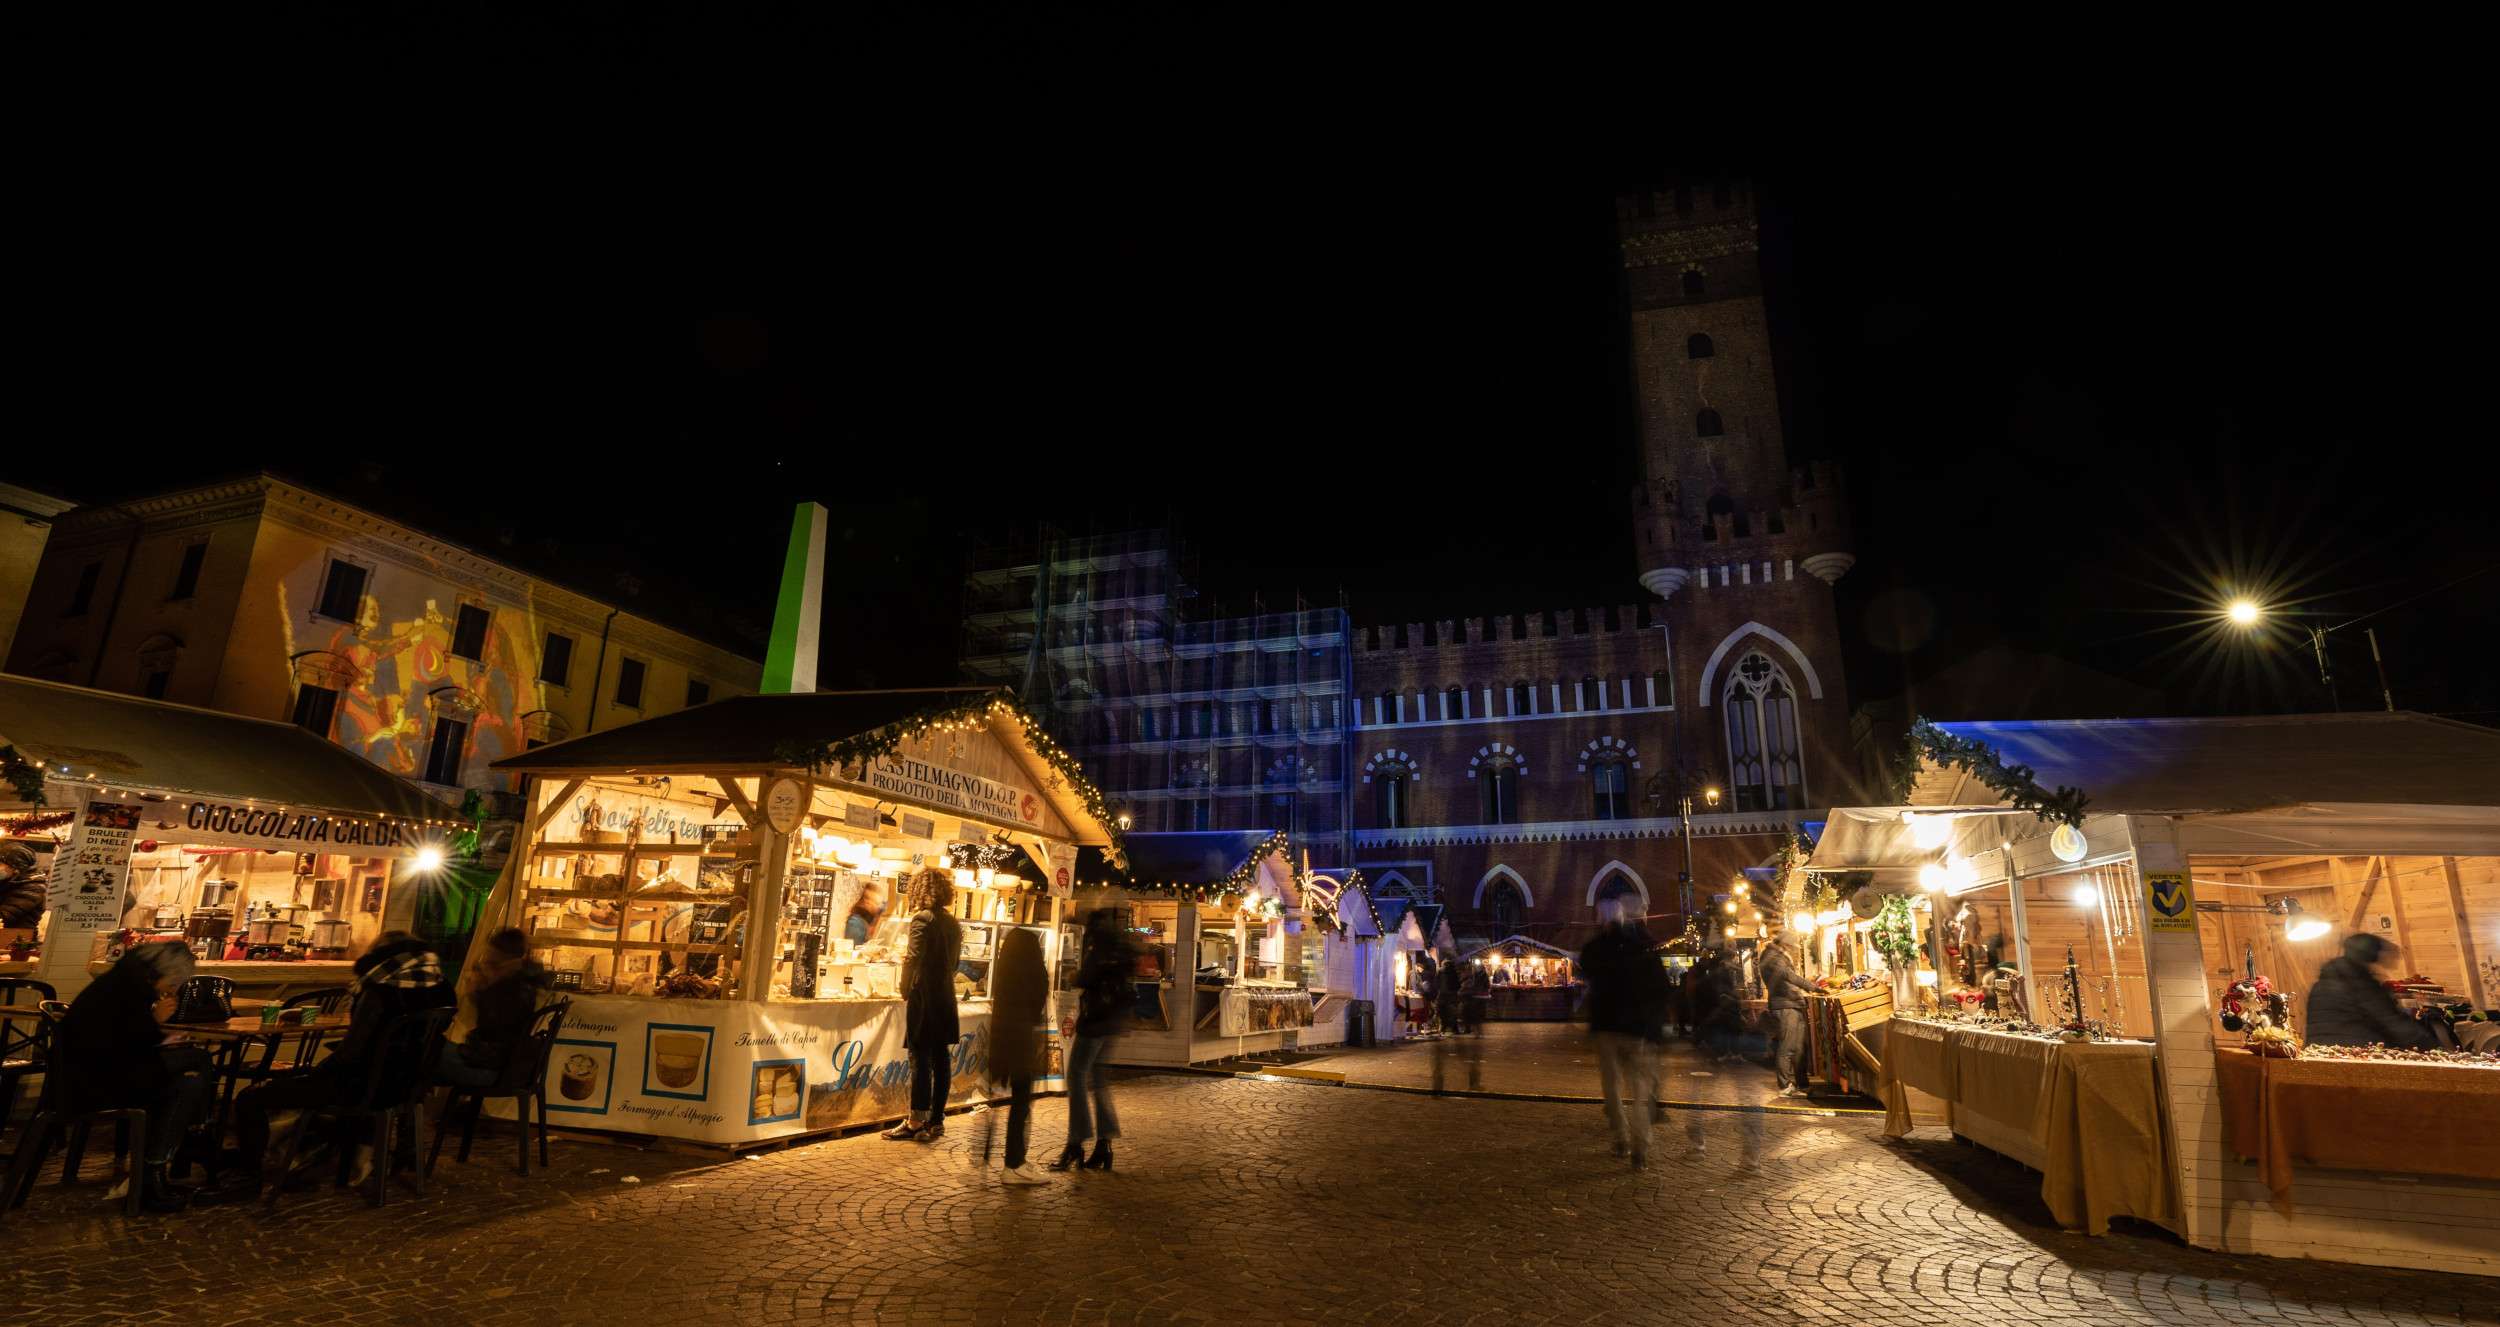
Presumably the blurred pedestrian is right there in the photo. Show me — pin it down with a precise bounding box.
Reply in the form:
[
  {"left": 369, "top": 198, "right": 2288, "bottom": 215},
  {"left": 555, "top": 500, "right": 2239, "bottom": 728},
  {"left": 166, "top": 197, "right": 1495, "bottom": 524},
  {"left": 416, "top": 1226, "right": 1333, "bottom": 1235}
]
[
  {"left": 1054, "top": 908, "right": 1136, "bottom": 1171},
  {"left": 1759, "top": 932, "right": 1817, "bottom": 1098},
  {"left": 983, "top": 927, "right": 1048, "bottom": 1184},
  {"left": 885, "top": 869, "right": 963, "bottom": 1142},
  {"left": 1583, "top": 898, "right": 1669, "bottom": 1167},
  {"left": 1462, "top": 958, "right": 1491, "bottom": 1035},
  {"left": 1435, "top": 955, "right": 1463, "bottom": 1036},
  {"left": 235, "top": 932, "right": 452, "bottom": 1188},
  {"left": 437, "top": 926, "right": 549, "bottom": 1089}
]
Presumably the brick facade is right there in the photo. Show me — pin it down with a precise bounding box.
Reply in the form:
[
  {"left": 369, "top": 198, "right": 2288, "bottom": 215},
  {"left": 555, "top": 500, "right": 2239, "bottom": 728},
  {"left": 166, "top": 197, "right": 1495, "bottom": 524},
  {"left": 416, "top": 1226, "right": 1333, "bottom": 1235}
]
[{"left": 1348, "top": 180, "right": 1857, "bottom": 954}]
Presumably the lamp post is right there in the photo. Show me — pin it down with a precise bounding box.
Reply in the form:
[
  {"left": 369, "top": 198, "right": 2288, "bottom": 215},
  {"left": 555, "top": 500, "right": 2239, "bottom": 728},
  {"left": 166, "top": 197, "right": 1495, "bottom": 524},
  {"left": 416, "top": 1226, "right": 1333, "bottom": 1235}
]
[
  {"left": 2227, "top": 598, "right": 2394, "bottom": 712},
  {"left": 1646, "top": 769, "right": 1719, "bottom": 942}
]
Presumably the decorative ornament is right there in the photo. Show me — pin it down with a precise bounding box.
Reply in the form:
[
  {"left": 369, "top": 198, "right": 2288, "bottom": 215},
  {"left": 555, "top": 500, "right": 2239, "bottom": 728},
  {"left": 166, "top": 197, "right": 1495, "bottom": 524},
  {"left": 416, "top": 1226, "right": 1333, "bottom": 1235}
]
[{"left": 1868, "top": 894, "right": 1920, "bottom": 969}]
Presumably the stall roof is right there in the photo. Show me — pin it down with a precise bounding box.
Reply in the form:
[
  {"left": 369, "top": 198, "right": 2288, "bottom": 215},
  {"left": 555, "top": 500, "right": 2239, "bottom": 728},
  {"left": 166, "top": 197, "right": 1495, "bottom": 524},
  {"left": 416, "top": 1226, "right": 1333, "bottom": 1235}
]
[
  {"left": 0, "top": 674, "right": 448, "bottom": 823},
  {"left": 1906, "top": 714, "right": 2500, "bottom": 814},
  {"left": 1815, "top": 713, "right": 2500, "bottom": 873},
  {"left": 1085, "top": 830, "right": 1290, "bottom": 891},
  {"left": 1461, "top": 934, "right": 1578, "bottom": 963},
  {"left": 490, "top": 686, "right": 1123, "bottom": 847}
]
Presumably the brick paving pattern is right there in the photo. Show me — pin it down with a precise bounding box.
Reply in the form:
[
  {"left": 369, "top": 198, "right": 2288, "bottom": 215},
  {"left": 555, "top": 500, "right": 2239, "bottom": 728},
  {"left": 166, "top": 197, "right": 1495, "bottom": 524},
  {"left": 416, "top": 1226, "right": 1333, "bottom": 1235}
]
[
  {"left": 1282, "top": 1022, "right": 1864, "bottom": 1111},
  {"left": 3, "top": 1066, "right": 2491, "bottom": 1326}
]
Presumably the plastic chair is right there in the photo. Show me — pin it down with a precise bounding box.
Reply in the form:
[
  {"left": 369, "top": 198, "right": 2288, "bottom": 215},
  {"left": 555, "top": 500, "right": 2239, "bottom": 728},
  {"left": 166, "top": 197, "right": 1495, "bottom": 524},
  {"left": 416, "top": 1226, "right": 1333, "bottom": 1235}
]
[
  {"left": 428, "top": 999, "right": 570, "bottom": 1177},
  {"left": 1, "top": 1004, "right": 147, "bottom": 1219},
  {"left": 264, "top": 1007, "right": 451, "bottom": 1211},
  {"left": 1, "top": 979, "right": 59, "bottom": 1133}
]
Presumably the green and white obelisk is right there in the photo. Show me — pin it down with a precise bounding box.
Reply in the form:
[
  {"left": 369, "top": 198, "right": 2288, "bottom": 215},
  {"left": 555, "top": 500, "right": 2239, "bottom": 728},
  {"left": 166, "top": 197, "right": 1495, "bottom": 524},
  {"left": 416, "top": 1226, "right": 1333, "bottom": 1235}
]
[{"left": 761, "top": 502, "right": 828, "bottom": 694}]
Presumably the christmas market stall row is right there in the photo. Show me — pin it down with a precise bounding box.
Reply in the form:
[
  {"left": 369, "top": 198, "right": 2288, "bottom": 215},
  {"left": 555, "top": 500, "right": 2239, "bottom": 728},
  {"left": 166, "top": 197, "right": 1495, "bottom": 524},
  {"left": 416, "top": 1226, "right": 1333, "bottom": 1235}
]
[
  {"left": 1803, "top": 713, "right": 2500, "bottom": 1276},
  {"left": 0, "top": 675, "right": 466, "bottom": 999},
  {"left": 472, "top": 687, "right": 1121, "bottom": 1147},
  {"left": 1071, "top": 830, "right": 1363, "bottom": 1065}
]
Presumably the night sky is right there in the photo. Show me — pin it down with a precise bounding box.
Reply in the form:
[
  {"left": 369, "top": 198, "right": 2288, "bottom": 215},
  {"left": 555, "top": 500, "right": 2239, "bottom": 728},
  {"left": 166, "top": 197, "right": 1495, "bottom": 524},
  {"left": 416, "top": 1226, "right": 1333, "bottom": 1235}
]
[{"left": 16, "top": 150, "right": 2496, "bottom": 724}]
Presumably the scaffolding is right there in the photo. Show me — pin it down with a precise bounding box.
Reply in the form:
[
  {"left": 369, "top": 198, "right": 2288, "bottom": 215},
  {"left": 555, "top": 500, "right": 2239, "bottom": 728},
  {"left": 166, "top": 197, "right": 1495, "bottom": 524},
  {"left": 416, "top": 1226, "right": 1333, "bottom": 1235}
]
[{"left": 960, "top": 528, "right": 1352, "bottom": 868}]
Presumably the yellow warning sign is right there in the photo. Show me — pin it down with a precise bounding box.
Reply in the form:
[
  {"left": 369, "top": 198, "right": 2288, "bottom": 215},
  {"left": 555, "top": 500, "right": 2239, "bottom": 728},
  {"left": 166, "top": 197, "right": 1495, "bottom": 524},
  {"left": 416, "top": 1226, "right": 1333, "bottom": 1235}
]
[{"left": 2145, "top": 871, "right": 2195, "bottom": 931}]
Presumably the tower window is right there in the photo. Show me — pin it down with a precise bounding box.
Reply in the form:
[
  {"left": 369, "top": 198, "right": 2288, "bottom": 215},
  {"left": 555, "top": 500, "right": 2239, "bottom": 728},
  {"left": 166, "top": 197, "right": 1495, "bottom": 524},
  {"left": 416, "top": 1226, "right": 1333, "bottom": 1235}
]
[
  {"left": 1445, "top": 685, "right": 1465, "bottom": 719},
  {"left": 1681, "top": 270, "right": 1705, "bottom": 299},
  {"left": 1374, "top": 763, "right": 1411, "bottom": 829},
  {"left": 1696, "top": 409, "right": 1724, "bottom": 437},
  {"left": 1687, "top": 333, "right": 1714, "bottom": 359},
  {"left": 1480, "top": 757, "right": 1521, "bottom": 825},
  {"left": 1509, "top": 680, "right": 1533, "bottom": 716},
  {"left": 1488, "top": 878, "right": 1526, "bottom": 933},
  {"left": 1581, "top": 674, "right": 1602, "bottom": 711}
]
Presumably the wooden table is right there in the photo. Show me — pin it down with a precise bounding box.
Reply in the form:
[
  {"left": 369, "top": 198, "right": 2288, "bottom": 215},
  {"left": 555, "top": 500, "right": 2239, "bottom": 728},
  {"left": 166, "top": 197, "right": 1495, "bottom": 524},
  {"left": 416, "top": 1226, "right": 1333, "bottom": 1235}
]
[{"left": 173, "top": 1014, "right": 351, "bottom": 1181}]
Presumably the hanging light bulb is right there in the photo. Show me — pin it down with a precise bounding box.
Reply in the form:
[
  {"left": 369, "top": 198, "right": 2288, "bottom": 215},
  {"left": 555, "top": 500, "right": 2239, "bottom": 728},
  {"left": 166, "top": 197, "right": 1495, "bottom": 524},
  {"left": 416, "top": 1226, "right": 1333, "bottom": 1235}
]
[
  {"left": 1917, "top": 862, "right": 1948, "bottom": 892},
  {"left": 1906, "top": 813, "right": 1954, "bottom": 852}
]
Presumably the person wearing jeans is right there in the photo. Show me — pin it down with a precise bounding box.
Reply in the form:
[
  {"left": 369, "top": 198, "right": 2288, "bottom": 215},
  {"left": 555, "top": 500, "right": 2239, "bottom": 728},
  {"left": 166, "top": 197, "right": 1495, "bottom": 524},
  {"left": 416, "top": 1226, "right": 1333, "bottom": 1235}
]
[
  {"left": 1053, "top": 909, "right": 1135, "bottom": 1171},
  {"left": 884, "top": 871, "right": 961, "bottom": 1143}
]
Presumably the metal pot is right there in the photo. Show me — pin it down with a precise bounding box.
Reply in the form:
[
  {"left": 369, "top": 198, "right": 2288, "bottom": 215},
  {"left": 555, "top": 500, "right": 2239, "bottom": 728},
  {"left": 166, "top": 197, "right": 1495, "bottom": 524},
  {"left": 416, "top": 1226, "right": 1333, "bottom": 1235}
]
[
  {"left": 310, "top": 918, "right": 353, "bottom": 950},
  {"left": 246, "top": 916, "right": 290, "bottom": 946}
]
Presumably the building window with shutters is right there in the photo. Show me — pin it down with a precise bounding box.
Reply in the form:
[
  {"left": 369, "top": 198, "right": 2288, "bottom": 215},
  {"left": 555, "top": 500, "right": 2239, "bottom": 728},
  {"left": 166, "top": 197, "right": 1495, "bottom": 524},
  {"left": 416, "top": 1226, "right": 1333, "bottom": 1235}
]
[
  {"left": 314, "top": 557, "right": 369, "bottom": 623},
  {"left": 614, "top": 657, "right": 647, "bottom": 710},
  {"left": 423, "top": 716, "right": 470, "bottom": 785},
  {"left": 450, "top": 604, "right": 491, "bottom": 662},
  {"left": 540, "top": 632, "right": 574, "bottom": 687}
]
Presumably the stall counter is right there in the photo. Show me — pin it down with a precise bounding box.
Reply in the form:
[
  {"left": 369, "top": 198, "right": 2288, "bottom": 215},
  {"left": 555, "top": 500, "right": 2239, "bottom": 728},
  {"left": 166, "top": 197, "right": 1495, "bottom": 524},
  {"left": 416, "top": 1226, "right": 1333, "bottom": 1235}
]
[
  {"left": 499, "top": 993, "right": 1054, "bottom": 1147},
  {"left": 85, "top": 958, "right": 357, "bottom": 1002}
]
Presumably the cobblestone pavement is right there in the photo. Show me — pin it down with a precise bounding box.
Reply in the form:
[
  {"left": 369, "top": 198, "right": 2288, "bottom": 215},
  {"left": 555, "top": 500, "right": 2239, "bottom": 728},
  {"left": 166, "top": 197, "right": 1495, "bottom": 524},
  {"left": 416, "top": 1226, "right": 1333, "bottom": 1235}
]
[
  {"left": 3, "top": 1070, "right": 2491, "bottom": 1326},
  {"left": 1282, "top": 1021, "right": 1863, "bottom": 1111}
]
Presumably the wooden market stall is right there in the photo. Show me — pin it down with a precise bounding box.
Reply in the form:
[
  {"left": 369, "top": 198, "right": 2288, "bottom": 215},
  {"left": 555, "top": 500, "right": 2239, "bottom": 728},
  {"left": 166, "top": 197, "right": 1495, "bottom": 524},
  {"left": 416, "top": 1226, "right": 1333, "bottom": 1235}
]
[
  {"left": 1462, "top": 935, "right": 1580, "bottom": 1021},
  {"left": 478, "top": 687, "right": 1122, "bottom": 1148},
  {"left": 0, "top": 675, "right": 461, "bottom": 1001},
  {"left": 1815, "top": 714, "right": 2500, "bottom": 1274},
  {"left": 1076, "top": 831, "right": 1332, "bottom": 1067}
]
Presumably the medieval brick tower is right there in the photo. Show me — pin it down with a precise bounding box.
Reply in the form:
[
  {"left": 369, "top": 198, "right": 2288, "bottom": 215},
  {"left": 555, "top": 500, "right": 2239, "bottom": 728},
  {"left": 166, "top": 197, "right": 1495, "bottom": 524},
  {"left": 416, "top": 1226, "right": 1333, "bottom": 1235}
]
[{"left": 1620, "top": 179, "right": 1857, "bottom": 816}]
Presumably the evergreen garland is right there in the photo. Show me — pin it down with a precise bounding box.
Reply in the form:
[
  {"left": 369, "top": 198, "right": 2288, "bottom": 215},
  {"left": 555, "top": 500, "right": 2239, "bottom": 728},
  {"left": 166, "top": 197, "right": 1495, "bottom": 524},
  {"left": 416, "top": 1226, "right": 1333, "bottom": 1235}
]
[
  {"left": 770, "top": 693, "right": 1125, "bottom": 859},
  {"left": 1090, "top": 830, "right": 1294, "bottom": 908},
  {"left": 1869, "top": 894, "right": 1921, "bottom": 968},
  {"left": 1, "top": 746, "right": 46, "bottom": 808},
  {"left": 1886, "top": 718, "right": 2089, "bottom": 827}
]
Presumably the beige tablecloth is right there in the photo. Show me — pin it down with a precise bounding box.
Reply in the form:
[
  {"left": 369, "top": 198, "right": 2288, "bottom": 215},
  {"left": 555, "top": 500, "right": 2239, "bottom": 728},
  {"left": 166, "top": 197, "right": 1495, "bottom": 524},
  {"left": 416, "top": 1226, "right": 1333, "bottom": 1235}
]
[
  {"left": 2217, "top": 1049, "right": 2500, "bottom": 1207},
  {"left": 1880, "top": 1018, "right": 2179, "bottom": 1237}
]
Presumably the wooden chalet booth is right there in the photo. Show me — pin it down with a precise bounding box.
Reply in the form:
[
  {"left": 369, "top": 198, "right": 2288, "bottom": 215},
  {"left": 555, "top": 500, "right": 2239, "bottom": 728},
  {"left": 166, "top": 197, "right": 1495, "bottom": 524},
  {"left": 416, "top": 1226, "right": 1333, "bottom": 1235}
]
[
  {"left": 1462, "top": 935, "right": 1581, "bottom": 1020},
  {"left": 0, "top": 675, "right": 460, "bottom": 1000},
  {"left": 477, "top": 688, "right": 1122, "bottom": 1149},
  {"left": 1812, "top": 714, "right": 2500, "bottom": 1273},
  {"left": 1079, "top": 831, "right": 1330, "bottom": 1067}
]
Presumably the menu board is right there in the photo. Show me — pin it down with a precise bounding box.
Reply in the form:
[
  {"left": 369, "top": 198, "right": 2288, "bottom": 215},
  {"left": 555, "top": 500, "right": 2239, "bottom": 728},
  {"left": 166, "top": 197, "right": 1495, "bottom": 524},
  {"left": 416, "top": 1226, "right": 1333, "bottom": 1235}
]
[{"left": 49, "top": 799, "right": 140, "bottom": 932}]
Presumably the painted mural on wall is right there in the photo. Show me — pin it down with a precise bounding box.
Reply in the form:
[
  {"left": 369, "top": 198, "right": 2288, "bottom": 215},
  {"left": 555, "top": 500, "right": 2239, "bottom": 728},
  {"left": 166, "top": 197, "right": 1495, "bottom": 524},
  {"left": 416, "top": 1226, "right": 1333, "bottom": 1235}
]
[{"left": 278, "top": 575, "right": 542, "bottom": 786}]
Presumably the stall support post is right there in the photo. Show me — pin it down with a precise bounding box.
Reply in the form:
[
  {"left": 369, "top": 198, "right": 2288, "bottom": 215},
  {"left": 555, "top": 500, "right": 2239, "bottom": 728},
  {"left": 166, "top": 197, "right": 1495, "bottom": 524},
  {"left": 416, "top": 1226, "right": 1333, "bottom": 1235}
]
[
  {"left": 741, "top": 777, "right": 788, "bottom": 1004},
  {"left": 2002, "top": 844, "right": 2035, "bottom": 991},
  {"left": 2122, "top": 814, "right": 2220, "bottom": 1253}
]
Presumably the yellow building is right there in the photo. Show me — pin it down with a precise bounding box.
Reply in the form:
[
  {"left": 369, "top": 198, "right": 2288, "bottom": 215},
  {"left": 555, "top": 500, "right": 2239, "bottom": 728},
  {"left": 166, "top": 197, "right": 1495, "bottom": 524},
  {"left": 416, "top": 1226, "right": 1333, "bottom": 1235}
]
[
  {"left": 4, "top": 475, "right": 760, "bottom": 798},
  {"left": 0, "top": 482, "right": 78, "bottom": 666}
]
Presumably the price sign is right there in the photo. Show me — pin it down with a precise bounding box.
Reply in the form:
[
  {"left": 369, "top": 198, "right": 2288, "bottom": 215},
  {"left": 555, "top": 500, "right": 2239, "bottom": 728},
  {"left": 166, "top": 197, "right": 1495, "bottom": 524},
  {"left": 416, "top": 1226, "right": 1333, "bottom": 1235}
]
[{"left": 50, "top": 800, "right": 142, "bottom": 932}]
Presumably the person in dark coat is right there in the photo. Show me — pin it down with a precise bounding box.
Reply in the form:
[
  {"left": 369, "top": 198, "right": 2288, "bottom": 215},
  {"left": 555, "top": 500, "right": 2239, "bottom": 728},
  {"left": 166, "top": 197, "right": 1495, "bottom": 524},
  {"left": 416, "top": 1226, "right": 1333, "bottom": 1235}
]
[
  {"left": 437, "top": 927, "right": 550, "bottom": 1088},
  {"left": 1701, "top": 950, "right": 1745, "bottom": 1061},
  {"left": 2305, "top": 934, "right": 2436, "bottom": 1049},
  {"left": 233, "top": 932, "right": 453, "bottom": 1185},
  {"left": 1055, "top": 908, "right": 1137, "bottom": 1171},
  {"left": 54, "top": 941, "right": 215, "bottom": 1211},
  {"left": 983, "top": 927, "right": 1049, "bottom": 1183},
  {"left": 1462, "top": 957, "right": 1492, "bottom": 1034},
  {"left": 1759, "top": 934, "right": 1818, "bottom": 1098},
  {"left": 1434, "top": 955, "right": 1463, "bottom": 1035},
  {"left": 1582, "top": 899, "right": 1670, "bottom": 1167},
  {"left": 885, "top": 870, "right": 963, "bottom": 1142}
]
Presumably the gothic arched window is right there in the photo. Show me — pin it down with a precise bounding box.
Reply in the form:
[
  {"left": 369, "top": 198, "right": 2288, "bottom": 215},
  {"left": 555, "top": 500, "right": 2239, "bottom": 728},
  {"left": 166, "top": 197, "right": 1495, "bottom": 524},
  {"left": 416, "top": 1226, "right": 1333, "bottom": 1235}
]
[
  {"left": 1589, "top": 755, "right": 1631, "bottom": 821},
  {"left": 1696, "top": 408, "right": 1724, "bottom": 437},
  {"left": 1480, "top": 754, "right": 1521, "bottom": 825},
  {"left": 1682, "top": 270, "right": 1705, "bottom": 299},
  {"left": 1688, "top": 332, "right": 1714, "bottom": 359},
  {"left": 1723, "top": 650, "right": 1806, "bottom": 812},
  {"left": 1594, "top": 870, "right": 1641, "bottom": 909},
  {"left": 1487, "top": 879, "right": 1526, "bottom": 934}
]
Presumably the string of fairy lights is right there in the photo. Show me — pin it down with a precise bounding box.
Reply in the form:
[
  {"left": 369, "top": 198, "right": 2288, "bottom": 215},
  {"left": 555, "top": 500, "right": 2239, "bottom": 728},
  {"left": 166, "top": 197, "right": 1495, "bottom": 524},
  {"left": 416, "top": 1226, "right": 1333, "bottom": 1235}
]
[
  {"left": 1086, "top": 829, "right": 1296, "bottom": 912},
  {"left": 772, "top": 693, "right": 1127, "bottom": 863}
]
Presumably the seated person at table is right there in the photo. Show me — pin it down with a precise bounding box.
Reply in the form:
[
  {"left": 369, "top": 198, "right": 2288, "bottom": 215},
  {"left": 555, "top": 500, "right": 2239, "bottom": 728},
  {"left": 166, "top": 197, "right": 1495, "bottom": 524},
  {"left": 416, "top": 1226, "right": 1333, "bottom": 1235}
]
[
  {"left": 232, "top": 932, "right": 454, "bottom": 1183},
  {"left": 55, "top": 941, "right": 218, "bottom": 1212},
  {"left": 2305, "top": 933, "right": 2437, "bottom": 1050},
  {"left": 437, "top": 927, "right": 550, "bottom": 1088}
]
